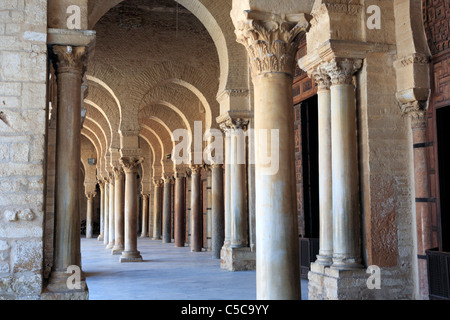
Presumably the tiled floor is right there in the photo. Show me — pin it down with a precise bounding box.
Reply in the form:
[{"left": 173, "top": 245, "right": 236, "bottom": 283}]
[{"left": 81, "top": 236, "right": 308, "bottom": 300}]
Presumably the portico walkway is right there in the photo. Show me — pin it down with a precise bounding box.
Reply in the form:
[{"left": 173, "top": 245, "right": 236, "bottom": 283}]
[{"left": 81, "top": 237, "right": 309, "bottom": 300}]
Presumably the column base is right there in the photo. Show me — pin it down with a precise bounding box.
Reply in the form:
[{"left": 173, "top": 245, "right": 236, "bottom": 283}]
[
  {"left": 331, "top": 256, "right": 364, "bottom": 270},
  {"left": 152, "top": 237, "right": 161, "bottom": 241},
  {"left": 111, "top": 245, "right": 124, "bottom": 255},
  {"left": 97, "top": 234, "right": 104, "bottom": 241},
  {"left": 308, "top": 262, "right": 371, "bottom": 300},
  {"left": 220, "top": 245, "right": 256, "bottom": 271},
  {"left": 140, "top": 234, "right": 148, "bottom": 238},
  {"left": 105, "top": 242, "right": 114, "bottom": 250},
  {"left": 41, "top": 271, "right": 89, "bottom": 300},
  {"left": 315, "top": 254, "right": 333, "bottom": 267},
  {"left": 119, "top": 251, "right": 143, "bottom": 263}
]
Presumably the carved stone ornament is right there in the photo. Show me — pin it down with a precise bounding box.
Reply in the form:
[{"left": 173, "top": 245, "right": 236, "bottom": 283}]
[
  {"left": 309, "top": 66, "right": 332, "bottom": 91},
  {"left": 120, "top": 157, "right": 143, "bottom": 173},
  {"left": 113, "top": 166, "right": 125, "bottom": 179},
  {"left": 86, "top": 192, "right": 97, "bottom": 200},
  {"left": 52, "top": 45, "right": 87, "bottom": 75},
  {"left": 153, "top": 178, "right": 164, "bottom": 187},
  {"left": 235, "top": 11, "right": 310, "bottom": 77},
  {"left": 323, "top": 58, "right": 362, "bottom": 85},
  {"left": 190, "top": 164, "right": 203, "bottom": 175}
]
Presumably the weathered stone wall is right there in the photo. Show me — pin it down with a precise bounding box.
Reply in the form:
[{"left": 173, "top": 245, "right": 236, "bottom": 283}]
[{"left": 0, "top": 0, "right": 48, "bottom": 299}]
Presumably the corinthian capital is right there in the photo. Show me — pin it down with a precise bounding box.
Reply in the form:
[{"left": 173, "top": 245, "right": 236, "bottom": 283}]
[
  {"left": 120, "top": 156, "right": 143, "bottom": 173},
  {"left": 235, "top": 11, "right": 310, "bottom": 77},
  {"left": 113, "top": 166, "right": 125, "bottom": 179},
  {"left": 52, "top": 45, "right": 87, "bottom": 75},
  {"left": 323, "top": 58, "right": 362, "bottom": 86}
]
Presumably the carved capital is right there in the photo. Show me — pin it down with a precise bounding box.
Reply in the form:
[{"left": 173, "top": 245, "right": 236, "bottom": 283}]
[
  {"left": 97, "top": 179, "right": 105, "bottom": 190},
  {"left": 86, "top": 192, "right": 97, "bottom": 200},
  {"left": 190, "top": 164, "right": 203, "bottom": 175},
  {"left": 153, "top": 178, "right": 164, "bottom": 187},
  {"left": 120, "top": 156, "right": 143, "bottom": 173},
  {"left": 323, "top": 58, "right": 362, "bottom": 85},
  {"left": 113, "top": 166, "right": 125, "bottom": 179},
  {"left": 211, "top": 163, "right": 223, "bottom": 170},
  {"left": 235, "top": 11, "right": 310, "bottom": 77},
  {"left": 309, "top": 66, "right": 331, "bottom": 91},
  {"left": 52, "top": 45, "right": 87, "bottom": 76}
]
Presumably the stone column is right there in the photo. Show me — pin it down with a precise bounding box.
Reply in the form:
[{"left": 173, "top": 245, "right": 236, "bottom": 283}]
[
  {"left": 324, "top": 58, "right": 363, "bottom": 270},
  {"left": 174, "top": 172, "right": 186, "bottom": 247},
  {"left": 211, "top": 164, "right": 224, "bottom": 259},
  {"left": 97, "top": 180, "right": 105, "bottom": 241},
  {"left": 85, "top": 191, "right": 96, "bottom": 238},
  {"left": 223, "top": 130, "right": 232, "bottom": 248},
  {"left": 229, "top": 120, "right": 248, "bottom": 249},
  {"left": 402, "top": 102, "right": 434, "bottom": 298},
  {"left": 119, "top": 157, "right": 144, "bottom": 262},
  {"left": 106, "top": 173, "right": 115, "bottom": 250},
  {"left": 162, "top": 176, "right": 173, "bottom": 243},
  {"left": 311, "top": 67, "right": 333, "bottom": 266},
  {"left": 234, "top": 13, "right": 309, "bottom": 299},
  {"left": 47, "top": 45, "right": 88, "bottom": 294},
  {"left": 112, "top": 167, "right": 125, "bottom": 255},
  {"left": 152, "top": 179, "right": 163, "bottom": 240},
  {"left": 103, "top": 180, "right": 109, "bottom": 245},
  {"left": 140, "top": 194, "right": 149, "bottom": 238},
  {"left": 190, "top": 165, "right": 203, "bottom": 252}
]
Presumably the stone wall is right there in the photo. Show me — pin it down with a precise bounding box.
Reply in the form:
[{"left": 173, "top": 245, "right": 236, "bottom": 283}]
[{"left": 0, "top": 0, "right": 48, "bottom": 299}]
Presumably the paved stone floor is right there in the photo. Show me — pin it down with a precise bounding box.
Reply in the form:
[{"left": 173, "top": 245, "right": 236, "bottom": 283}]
[{"left": 81, "top": 236, "right": 309, "bottom": 300}]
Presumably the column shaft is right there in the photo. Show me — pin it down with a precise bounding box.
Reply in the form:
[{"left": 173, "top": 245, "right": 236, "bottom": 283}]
[
  {"left": 330, "top": 82, "right": 362, "bottom": 270},
  {"left": 120, "top": 157, "right": 143, "bottom": 262},
  {"left": 97, "top": 182, "right": 105, "bottom": 241},
  {"left": 103, "top": 182, "right": 109, "bottom": 245},
  {"left": 112, "top": 169, "right": 125, "bottom": 255},
  {"left": 230, "top": 129, "right": 248, "bottom": 248},
  {"left": 106, "top": 177, "right": 115, "bottom": 249},
  {"left": 174, "top": 175, "right": 186, "bottom": 247},
  {"left": 211, "top": 165, "right": 224, "bottom": 259},
  {"left": 253, "top": 73, "right": 300, "bottom": 300},
  {"left": 223, "top": 132, "right": 231, "bottom": 247},
  {"left": 47, "top": 45, "right": 88, "bottom": 293},
  {"left": 86, "top": 194, "right": 95, "bottom": 238},
  {"left": 190, "top": 167, "right": 202, "bottom": 252},
  {"left": 316, "top": 74, "right": 333, "bottom": 266},
  {"left": 162, "top": 178, "right": 172, "bottom": 243},
  {"left": 152, "top": 180, "right": 162, "bottom": 240},
  {"left": 140, "top": 195, "right": 149, "bottom": 237}
]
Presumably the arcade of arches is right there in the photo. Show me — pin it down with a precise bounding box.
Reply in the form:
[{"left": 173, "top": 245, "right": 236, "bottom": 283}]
[{"left": 0, "top": 0, "right": 450, "bottom": 300}]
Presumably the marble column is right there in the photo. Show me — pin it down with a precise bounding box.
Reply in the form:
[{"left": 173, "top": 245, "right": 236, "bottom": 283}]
[
  {"left": 106, "top": 173, "right": 115, "bottom": 250},
  {"left": 229, "top": 122, "right": 248, "bottom": 249},
  {"left": 174, "top": 172, "right": 186, "bottom": 247},
  {"left": 152, "top": 179, "right": 163, "bottom": 240},
  {"left": 85, "top": 191, "right": 96, "bottom": 238},
  {"left": 103, "top": 181, "right": 109, "bottom": 245},
  {"left": 235, "top": 14, "right": 309, "bottom": 299},
  {"left": 119, "top": 157, "right": 144, "bottom": 262},
  {"left": 162, "top": 176, "right": 173, "bottom": 243},
  {"left": 311, "top": 67, "right": 333, "bottom": 266},
  {"left": 97, "top": 180, "right": 105, "bottom": 241},
  {"left": 140, "top": 194, "right": 149, "bottom": 238},
  {"left": 47, "top": 45, "right": 88, "bottom": 293},
  {"left": 211, "top": 164, "right": 224, "bottom": 259},
  {"left": 112, "top": 167, "right": 125, "bottom": 255},
  {"left": 325, "top": 58, "right": 363, "bottom": 270},
  {"left": 223, "top": 130, "right": 232, "bottom": 248},
  {"left": 190, "top": 165, "right": 203, "bottom": 252}
]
